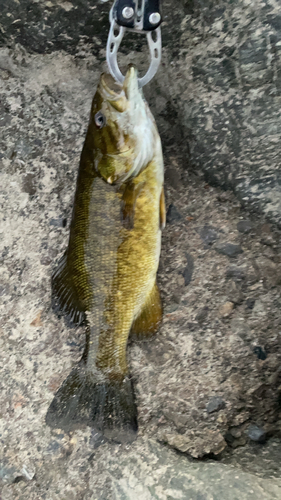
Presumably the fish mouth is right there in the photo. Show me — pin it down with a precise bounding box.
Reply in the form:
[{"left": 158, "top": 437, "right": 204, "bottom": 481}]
[{"left": 100, "top": 66, "right": 139, "bottom": 102}]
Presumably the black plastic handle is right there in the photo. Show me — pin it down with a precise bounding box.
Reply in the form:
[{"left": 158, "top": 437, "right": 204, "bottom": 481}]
[
  {"left": 113, "top": 0, "right": 162, "bottom": 31},
  {"left": 143, "top": 0, "right": 161, "bottom": 31}
]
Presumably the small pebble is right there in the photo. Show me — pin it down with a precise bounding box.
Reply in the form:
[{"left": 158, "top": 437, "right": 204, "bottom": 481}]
[
  {"left": 165, "top": 303, "right": 179, "bottom": 314},
  {"left": 247, "top": 424, "right": 266, "bottom": 443},
  {"left": 206, "top": 396, "right": 225, "bottom": 414},
  {"left": 166, "top": 204, "right": 182, "bottom": 223},
  {"left": 215, "top": 243, "right": 243, "bottom": 258},
  {"left": 218, "top": 301, "right": 234, "bottom": 318},
  {"left": 50, "top": 218, "right": 67, "bottom": 228},
  {"left": 237, "top": 220, "right": 254, "bottom": 234},
  {"left": 198, "top": 225, "right": 218, "bottom": 246},
  {"left": 196, "top": 306, "right": 209, "bottom": 324},
  {"left": 246, "top": 298, "right": 255, "bottom": 309},
  {"left": 253, "top": 346, "right": 267, "bottom": 360},
  {"left": 226, "top": 266, "right": 246, "bottom": 281}
]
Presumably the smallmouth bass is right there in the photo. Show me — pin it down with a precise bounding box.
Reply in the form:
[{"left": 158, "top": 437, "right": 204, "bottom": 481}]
[{"left": 46, "top": 66, "right": 165, "bottom": 443}]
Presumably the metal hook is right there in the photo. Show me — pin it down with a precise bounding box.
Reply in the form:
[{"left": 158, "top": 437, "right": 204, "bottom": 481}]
[{"left": 106, "top": 20, "right": 162, "bottom": 88}]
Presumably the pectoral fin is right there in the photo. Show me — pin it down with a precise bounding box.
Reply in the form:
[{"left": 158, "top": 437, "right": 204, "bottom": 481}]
[
  {"left": 120, "top": 181, "right": 144, "bottom": 230},
  {"left": 131, "top": 282, "right": 162, "bottom": 338},
  {"left": 160, "top": 187, "right": 166, "bottom": 230}
]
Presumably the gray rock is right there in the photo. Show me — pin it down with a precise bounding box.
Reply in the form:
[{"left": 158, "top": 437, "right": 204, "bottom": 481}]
[
  {"left": 159, "top": 430, "right": 227, "bottom": 458},
  {"left": 50, "top": 217, "right": 67, "bottom": 228},
  {"left": 183, "top": 252, "right": 194, "bottom": 286},
  {"left": 195, "top": 306, "right": 209, "bottom": 324},
  {"left": 87, "top": 439, "right": 281, "bottom": 500},
  {"left": 247, "top": 425, "right": 267, "bottom": 443},
  {"left": 215, "top": 243, "right": 243, "bottom": 258},
  {"left": 231, "top": 318, "right": 252, "bottom": 341},
  {"left": 206, "top": 396, "right": 226, "bottom": 414},
  {"left": 198, "top": 225, "right": 219, "bottom": 245},
  {"left": 237, "top": 220, "right": 254, "bottom": 234},
  {"left": 165, "top": 167, "right": 182, "bottom": 190},
  {"left": 166, "top": 203, "right": 182, "bottom": 223},
  {"left": 165, "top": 302, "right": 179, "bottom": 314},
  {"left": 253, "top": 346, "right": 267, "bottom": 361},
  {"left": 246, "top": 298, "right": 256, "bottom": 309},
  {"left": 1, "top": 0, "right": 281, "bottom": 226},
  {"left": 22, "top": 173, "right": 36, "bottom": 196},
  {"left": 226, "top": 266, "right": 246, "bottom": 281}
]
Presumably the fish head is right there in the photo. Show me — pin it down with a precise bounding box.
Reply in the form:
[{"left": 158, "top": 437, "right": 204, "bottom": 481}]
[{"left": 90, "top": 65, "right": 157, "bottom": 185}]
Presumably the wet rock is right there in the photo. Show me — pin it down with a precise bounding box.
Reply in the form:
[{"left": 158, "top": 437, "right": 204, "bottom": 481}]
[
  {"left": 206, "top": 396, "right": 226, "bottom": 414},
  {"left": 160, "top": 429, "right": 227, "bottom": 458},
  {"left": 218, "top": 301, "right": 234, "bottom": 318},
  {"left": 166, "top": 203, "right": 182, "bottom": 223},
  {"left": 253, "top": 346, "right": 267, "bottom": 361},
  {"left": 237, "top": 220, "right": 254, "bottom": 234},
  {"left": 165, "top": 167, "right": 182, "bottom": 190},
  {"left": 226, "top": 266, "right": 246, "bottom": 282},
  {"left": 247, "top": 425, "right": 267, "bottom": 443},
  {"left": 198, "top": 225, "right": 219, "bottom": 245},
  {"left": 183, "top": 253, "right": 194, "bottom": 286},
  {"left": 215, "top": 243, "right": 243, "bottom": 258}
]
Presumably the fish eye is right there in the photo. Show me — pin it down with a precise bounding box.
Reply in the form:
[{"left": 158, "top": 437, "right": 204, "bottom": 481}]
[{"left": 94, "top": 111, "right": 106, "bottom": 128}]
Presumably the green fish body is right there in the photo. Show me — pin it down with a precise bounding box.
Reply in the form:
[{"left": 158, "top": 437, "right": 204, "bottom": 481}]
[{"left": 46, "top": 67, "right": 165, "bottom": 443}]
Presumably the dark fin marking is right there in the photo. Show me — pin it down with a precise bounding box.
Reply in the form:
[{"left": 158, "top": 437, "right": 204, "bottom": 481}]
[
  {"left": 52, "top": 252, "right": 86, "bottom": 327},
  {"left": 45, "top": 363, "right": 138, "bottom": 444},
  {"left": 120, "top": 181, "right": 144, "bottom": 230},
  {"left": 160, "top": 186, "right": 166, "bottom": 231},
  {"left": 131, "top": 281, "right": 162, "bottom": 338}
]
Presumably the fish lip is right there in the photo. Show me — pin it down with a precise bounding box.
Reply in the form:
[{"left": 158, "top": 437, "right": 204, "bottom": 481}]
[
  {"left": 123, "top": 65, "right": 138, "bottom": 100},
  {"left": 99, "top": 73, "right": 123, "bottom": 99},
  {"left": 100, "top": 66, "right": 139, "bottom": 101}
]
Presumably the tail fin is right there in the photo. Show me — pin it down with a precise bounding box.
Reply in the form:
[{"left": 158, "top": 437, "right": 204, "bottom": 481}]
[{"left": 45, "top": 363, "right": 138, "bottom": 444}]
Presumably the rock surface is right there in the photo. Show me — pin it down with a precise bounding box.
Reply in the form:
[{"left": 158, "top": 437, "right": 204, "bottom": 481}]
[
  {"left": 1, "top": 0, "right": 281, "bottom": 223},
  {"left": 1, "top": 2, "right": 281, "bottom": 498}
]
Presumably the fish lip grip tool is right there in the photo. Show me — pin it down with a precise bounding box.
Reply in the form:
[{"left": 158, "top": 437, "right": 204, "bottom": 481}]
[{"left": 106, "top": 0, "right": 162, "bottom": 88}]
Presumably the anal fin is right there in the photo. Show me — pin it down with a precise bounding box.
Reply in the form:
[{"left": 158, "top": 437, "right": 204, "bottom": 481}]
[
  {"left": 52, "top": 252, "right": 86, "bottom": 327},
  {"left": 131, "top": 282, "right": 162, "bottom": 338}
]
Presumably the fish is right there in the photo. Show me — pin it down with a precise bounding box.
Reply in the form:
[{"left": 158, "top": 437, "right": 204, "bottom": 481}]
[{"left": 45, "top": 65, "right": 165, "bottom": 443}]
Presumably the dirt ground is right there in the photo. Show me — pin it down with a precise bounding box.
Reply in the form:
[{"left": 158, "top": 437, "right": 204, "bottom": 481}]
[{"left": 1, "top": 45, "right": 281, "bottom": 498}]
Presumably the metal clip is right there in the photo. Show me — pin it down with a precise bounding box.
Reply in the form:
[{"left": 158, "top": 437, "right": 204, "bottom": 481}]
[{"left": 106, "top": 0, "right": 162, "bottom": 88}]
